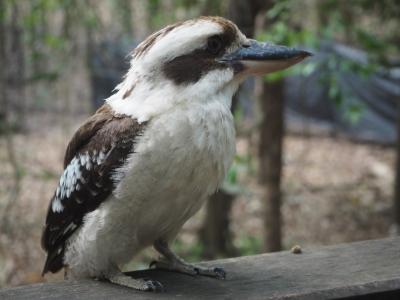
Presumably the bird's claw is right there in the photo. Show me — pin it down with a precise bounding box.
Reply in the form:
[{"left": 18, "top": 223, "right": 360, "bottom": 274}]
[
  {"left": 143, "top": 279, "right": 165, "bottom": 292},
  {"left": 196, "top": 266, "right": 226, "bottom": 279},
  {"left": 150, "top": 259, "right": 226, "bottom": 279},
  {"left": 212, "top": 267, "right": 226, "bottom": 280},
  {"left": 149, "top": 260, "right": 158, "bottom": 269}
]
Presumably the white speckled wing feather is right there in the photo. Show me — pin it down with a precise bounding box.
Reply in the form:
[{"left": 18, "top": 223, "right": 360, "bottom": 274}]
[{"left": 41, "top": 105, "right": 146, "bottom": 274}]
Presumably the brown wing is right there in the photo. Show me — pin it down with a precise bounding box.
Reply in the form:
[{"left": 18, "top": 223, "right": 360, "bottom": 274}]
[
  {"left": 41, "top": 104, "right": 146, "bottom": 275},
  {"left": 63, "top": 104, "right": 113, "bottom": 168}
]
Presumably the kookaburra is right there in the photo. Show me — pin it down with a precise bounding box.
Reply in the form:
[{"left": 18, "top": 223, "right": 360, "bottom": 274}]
[{"left": 41, "top": 16, "right": 310, "bottom": 292}]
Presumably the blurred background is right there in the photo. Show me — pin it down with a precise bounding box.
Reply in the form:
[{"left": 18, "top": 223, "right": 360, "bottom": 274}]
[{"left": 1, "top": 0, "right": 400, "bottom": 288}]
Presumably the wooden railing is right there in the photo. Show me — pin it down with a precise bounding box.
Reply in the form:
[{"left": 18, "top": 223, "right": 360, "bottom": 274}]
[{"left": 1, "top": 237, "right": 400, "bottom": 299}]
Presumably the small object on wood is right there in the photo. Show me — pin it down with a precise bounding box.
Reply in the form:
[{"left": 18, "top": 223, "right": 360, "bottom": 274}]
[{"left": 291, "top": 245, "right": 302, "bottom": 254}]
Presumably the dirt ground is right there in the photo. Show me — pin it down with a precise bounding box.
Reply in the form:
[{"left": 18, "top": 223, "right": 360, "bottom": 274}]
[{"left": 0, "top": 113, "right": 396, "bottom": 288}]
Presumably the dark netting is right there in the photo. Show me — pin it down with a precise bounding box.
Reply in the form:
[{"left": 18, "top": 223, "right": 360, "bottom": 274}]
[{"left": 285, "top": 41, "right": 400, "bottom": 145}]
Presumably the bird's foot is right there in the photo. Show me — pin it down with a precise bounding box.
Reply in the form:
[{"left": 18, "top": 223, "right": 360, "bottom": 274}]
[
  {"left": 108, "top": 273, "right": 165, "bottom": 292},
  {"left": 150, "top": 259, "right": 226, "bottom": 279}
]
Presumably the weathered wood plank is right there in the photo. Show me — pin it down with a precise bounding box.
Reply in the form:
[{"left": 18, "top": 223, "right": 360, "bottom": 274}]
[{"left": 1, "top": 237, "right": 400, "bottom": 300}]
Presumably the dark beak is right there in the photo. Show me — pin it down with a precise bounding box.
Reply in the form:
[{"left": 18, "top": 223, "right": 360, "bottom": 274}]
[{"left": 220, "top": 39, "right": 311, "bottom": 75}]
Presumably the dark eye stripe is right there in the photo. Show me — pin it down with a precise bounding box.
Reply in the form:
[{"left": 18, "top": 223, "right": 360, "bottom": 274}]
[
  {"left": 163, "top": 51, "right": 218, "bottom": 85},
  {"left": 163, "top": 30, "right": 237, "bottom": 85}
]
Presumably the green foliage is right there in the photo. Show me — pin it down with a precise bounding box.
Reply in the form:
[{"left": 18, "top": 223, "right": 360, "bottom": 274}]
[
  {"left": 260, "top": 0, "right": 398, "bottom": 125},
  {"left": 235, "top": 235, "right": 263, "bottom": 256},
  {"left": 172, "top": 238, "right": 204, "bottom": 262},
  {"left": 258, "top": 2, "right": 319, "bottom": 82},
  {"left": 1, "top": 0, "right": 102, "bottom": 87},
  {"left": 112, "top": 0, "right": 133, "bottom": 34},
  {"left": 39, "top": 169, "right": 59, "bottom": 181},
  {"left": 222, "top": 154, "right": 254, "bottom": 195}
]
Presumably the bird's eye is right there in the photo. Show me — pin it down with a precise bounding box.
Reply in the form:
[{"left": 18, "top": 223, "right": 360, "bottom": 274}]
[{"left": 207, "top": 36, "right": 223, "bottom": 55}]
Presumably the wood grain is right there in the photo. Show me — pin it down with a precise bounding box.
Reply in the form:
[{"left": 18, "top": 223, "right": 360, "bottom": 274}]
[{"left": 2, "top": 237, "right": 400, "bottom": 299}]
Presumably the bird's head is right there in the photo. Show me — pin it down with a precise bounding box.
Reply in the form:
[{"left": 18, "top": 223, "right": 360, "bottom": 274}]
[{"left": 108, "top": 16, "right": 310, "bottom": 121}]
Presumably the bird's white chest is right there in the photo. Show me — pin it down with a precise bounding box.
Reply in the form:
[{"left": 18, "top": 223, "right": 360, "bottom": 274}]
[{"left": 110, "top": 100, "right": 236, "bottom": 245}]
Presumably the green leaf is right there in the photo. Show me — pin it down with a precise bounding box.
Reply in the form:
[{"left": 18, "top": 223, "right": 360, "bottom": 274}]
[
  {"left": 344, "top": 102, "right": 364, "bottom": 124},
  {"left": 301, "top": 61, "right": 318, "bottom": 76},
  {"left": 226, "top": 165, "right": 237, "bottom": 185},
  {"left": 44, "top": 35, "right": 64, "bottom": 49}
]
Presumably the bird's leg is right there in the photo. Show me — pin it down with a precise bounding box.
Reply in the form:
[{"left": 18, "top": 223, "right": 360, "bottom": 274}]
[
  {"left": 106, "top": 270, "right": 164, "bottom": 292},
  {"left": 151, "top": 239, "right": 226, "bottom": 279}
]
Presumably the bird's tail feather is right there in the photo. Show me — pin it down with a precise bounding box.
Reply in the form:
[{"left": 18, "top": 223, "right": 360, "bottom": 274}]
[{"left": 42, "top": 246, "right": 65, "bottom": 276}]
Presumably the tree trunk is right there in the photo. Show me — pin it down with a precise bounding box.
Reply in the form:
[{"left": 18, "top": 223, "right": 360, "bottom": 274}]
[
  {"left": 253, "top": 0, "right": 284, "bottom": 253},
  {"left": 259, "top": 79, "right": 284, "bottom": 252},
  {"left": 132, "top": 0, "right": 150, "bottom": 41},
  {"left": 0, "top": 0, "right": 6, "bottom": 132},
  {"left": 6, "top": 2, "right": 26, "bottom": 131},
  {"left": 199, "top": 0, "right": 266, "bottom": 259},
  {"left": 0, "top": 2, "right": 23, "bottom": 232},
  {"left": 393, "top": 100, "right": 400, "bottom": 235},
  {"left": 200, "top": 192, "right": 237, "bottom": 259},
  {"left": 226, "top": 0, "right": 266, "bottom": 37}
]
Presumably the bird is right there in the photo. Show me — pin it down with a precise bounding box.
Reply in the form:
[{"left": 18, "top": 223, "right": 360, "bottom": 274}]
[{"left": 41, "top": 16, "right": 310, "bottom": 292}]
